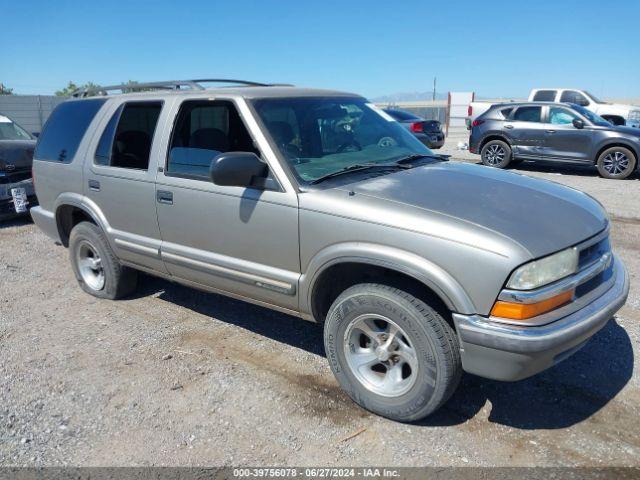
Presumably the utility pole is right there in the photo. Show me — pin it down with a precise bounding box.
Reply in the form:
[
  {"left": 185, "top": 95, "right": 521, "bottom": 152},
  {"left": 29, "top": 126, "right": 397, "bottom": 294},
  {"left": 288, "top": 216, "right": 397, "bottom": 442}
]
[{"left": 432, "top": 77, "right": 437, "bottom": 101}]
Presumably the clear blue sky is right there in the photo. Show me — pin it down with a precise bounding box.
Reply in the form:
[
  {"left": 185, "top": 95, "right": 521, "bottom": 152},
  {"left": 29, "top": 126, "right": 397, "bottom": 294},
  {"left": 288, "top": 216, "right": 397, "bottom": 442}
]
[{"left": 3, "top": 0, "right": 639, "bottom": 99}]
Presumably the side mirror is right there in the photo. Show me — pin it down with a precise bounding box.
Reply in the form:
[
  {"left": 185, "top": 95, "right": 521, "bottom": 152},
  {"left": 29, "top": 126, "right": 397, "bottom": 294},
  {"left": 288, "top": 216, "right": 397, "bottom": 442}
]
[
  {"left": 31, "top": 132, "right": 40, "bottom": 138},
  {"left": 578, "top": 100, "right": 590, "bottom": 107},
  {"left": 572, "top": 119, "right": 585, "bottom": 129},
  {"left": 210, "top": 152, "right": 267, "bottom": 187}
]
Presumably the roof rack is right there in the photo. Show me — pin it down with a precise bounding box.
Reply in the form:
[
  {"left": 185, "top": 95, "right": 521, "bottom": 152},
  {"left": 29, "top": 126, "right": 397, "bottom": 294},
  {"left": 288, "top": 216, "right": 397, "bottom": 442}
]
[{"left": 71, "top": 79, "right": 288, "bottom": 98}]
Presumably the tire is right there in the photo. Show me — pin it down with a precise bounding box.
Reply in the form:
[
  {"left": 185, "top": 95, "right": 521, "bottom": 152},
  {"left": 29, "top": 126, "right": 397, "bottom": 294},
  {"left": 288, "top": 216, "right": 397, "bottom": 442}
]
[
  {"left": 69, "top": 221, "right": 137, "bottom": 299},
  {"left": 596, "top": 146, "right": 637, "bottom": 180},
  {"left": 324, "top": 283, "right": 462, "bottom": 422},
  {"left": 480, "top": 139, "right": 512, "bottom": 168}
]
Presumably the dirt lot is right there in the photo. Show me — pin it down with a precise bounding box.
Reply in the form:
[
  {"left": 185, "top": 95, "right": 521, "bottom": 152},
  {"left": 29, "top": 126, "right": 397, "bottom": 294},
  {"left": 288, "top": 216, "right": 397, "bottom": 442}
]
[{"left": 1, "top": 133, "right": 639, "bottom": 466}]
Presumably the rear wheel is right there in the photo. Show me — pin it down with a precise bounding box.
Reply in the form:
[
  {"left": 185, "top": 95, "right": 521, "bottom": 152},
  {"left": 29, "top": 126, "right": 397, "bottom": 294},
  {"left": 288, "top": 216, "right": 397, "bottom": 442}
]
[
  {"left": 69, "top": 221, "right": 137, "bottom": 299},
  {"left": 324, "top": 283, "right": 462, "bottom": 422},
  {"left": 596, "top": 146, "right": 636, "bottom": 179},
  {"left": 480, "top": 140, "right": 512, "bottom": 168}
]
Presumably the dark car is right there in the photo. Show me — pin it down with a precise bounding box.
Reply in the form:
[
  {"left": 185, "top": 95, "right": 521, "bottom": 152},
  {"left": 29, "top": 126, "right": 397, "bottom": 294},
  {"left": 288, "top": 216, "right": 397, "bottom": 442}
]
[
  {"left": 0, "top": 114, "right": 38, "bottom": 220},
  {"left": 469, "top": 102, "right": 640, "bottom": 179},
  {"left": 383, "top": 108, "right": 445, "bottom": 149}
]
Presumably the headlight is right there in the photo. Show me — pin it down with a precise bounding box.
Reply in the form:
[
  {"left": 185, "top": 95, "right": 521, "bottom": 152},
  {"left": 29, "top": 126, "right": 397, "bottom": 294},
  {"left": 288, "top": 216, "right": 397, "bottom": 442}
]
[{"left": 506, "top": 247, "right": 578, "bottom": 290}]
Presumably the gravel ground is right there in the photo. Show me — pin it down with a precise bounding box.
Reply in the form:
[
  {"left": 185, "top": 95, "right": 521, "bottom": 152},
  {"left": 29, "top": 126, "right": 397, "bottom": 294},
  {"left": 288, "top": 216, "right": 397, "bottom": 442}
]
[{"left": 1, "top": 132, "right": 638, "bottom": 467}]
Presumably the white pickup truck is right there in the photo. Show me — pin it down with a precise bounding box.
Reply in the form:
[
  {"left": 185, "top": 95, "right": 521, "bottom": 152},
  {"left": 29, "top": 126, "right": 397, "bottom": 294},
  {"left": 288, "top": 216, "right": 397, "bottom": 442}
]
[
  {"left": 528, "top": 89, "right": 640, "bottom": 127},
  {"left": 466, "top": 89, "right": 640, "bottom": 129}
]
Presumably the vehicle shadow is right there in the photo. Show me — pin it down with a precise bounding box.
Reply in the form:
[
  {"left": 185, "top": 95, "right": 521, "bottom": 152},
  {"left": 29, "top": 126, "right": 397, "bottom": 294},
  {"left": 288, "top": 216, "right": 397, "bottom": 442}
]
[
  {"left": 0, "top": 215, "right": 33, "bottom": 229},
  {"left": 136, "top": 274, "right": 633, "bottom": 430},
  {"left": 137, "top": 273, "right": 325, "bottom": 356},
  {"left": 423, "top": 318, "right": 633, "bottom": 429}
]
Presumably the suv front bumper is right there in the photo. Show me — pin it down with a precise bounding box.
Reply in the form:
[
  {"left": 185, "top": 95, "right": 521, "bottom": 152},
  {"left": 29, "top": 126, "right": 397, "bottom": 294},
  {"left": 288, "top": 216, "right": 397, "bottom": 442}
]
[{"left": 452, "top": 256, "right": 629, "bottom": 381}]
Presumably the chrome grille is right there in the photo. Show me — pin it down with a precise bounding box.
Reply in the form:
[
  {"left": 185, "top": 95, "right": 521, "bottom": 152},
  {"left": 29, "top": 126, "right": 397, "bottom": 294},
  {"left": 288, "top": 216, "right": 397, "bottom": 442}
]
[{"left": 578, "top": 236, "right": 611, "bottom": 270}]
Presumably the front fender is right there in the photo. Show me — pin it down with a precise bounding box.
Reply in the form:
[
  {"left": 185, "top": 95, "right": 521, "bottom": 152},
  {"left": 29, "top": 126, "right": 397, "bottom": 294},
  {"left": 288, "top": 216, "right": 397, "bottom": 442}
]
[
  {"left": 299, "top": 242, "right": 476, "bottom": 318},
  {"left": 594, "top": 138, "right": 639, "bottom": 159}
]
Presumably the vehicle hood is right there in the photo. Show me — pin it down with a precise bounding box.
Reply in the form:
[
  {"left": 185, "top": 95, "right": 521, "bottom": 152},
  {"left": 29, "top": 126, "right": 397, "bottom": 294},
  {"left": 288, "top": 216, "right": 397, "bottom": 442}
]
[
  {"left": 0, "top": 140, "right": 36, "bottom": 171},
  {"left": 595, "top": 103, "right": 640, "bottom": 115},
  {"left": 611, "top": 125, "right": 640, "bottom": 138},
  {"left": 337, "top": 162, "right": 608, "bottom": 259}
]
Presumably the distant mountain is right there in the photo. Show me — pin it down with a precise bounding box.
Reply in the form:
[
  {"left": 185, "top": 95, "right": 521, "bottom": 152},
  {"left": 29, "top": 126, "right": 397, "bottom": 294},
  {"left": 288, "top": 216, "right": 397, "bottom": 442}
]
[{"left": 371, "top": 91, "right": 449, "bottom": 103}]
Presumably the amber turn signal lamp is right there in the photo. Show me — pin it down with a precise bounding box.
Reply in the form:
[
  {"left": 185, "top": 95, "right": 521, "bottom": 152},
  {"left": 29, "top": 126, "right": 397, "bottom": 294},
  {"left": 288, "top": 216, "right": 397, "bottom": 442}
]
[{"left": 491, "top": 290, "right": 574, "bottom": 320}]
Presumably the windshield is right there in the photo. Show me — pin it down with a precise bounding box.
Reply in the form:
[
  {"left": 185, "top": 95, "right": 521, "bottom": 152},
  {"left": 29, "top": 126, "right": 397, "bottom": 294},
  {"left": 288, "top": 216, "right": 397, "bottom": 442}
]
[
  {"left": 572, "top": 105, "right": 611, "bottom": 126},
  {"left": 0, "top": 117, "right": 33, "bottom": 140},
  {"left": 253, "top": 97, "right": 433, "bottom": 183},
  {"left": 583, "top": 91, "right": 605, "bottom": 104}
]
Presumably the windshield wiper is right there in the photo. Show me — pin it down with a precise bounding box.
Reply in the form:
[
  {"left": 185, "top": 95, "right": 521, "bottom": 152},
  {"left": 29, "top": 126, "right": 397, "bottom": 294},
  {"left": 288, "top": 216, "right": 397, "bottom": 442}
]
[
  {"left": 309, "top": 163, "right": 406, "bottom": 185},
  {"left": 394, "top": 153, "right": 447, "bottom": 164}
]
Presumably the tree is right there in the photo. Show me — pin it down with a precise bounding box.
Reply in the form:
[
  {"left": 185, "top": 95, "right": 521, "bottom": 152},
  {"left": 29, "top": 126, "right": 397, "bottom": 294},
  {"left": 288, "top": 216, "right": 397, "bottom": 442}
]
[
  {"left": 0, "top": 83, "right": 14, "bottom": 95},
  {"left": 121, "top": 80, "right": 153, "bottom": 93},
  {"left": 55, "top": 81, "right": 101, "bottom": 97}
]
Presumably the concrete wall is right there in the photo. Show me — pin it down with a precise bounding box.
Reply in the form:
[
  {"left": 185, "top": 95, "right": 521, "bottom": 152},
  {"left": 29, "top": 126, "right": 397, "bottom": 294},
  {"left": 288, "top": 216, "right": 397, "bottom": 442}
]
[{"left": 0, "top": 95, "right": 67, "bottom": 134}]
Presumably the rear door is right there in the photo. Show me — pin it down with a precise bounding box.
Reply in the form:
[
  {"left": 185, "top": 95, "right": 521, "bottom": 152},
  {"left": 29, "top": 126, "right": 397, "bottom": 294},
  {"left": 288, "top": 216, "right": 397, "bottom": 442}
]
[
  {"left": 541, "top": 106, "right": 593, "bottom": 163},
  {"left": 503, "top": 106, "right": 545, "bottom": 160},
  {"left": 85, "top": 99, "right": 171, "bottom": 273}
]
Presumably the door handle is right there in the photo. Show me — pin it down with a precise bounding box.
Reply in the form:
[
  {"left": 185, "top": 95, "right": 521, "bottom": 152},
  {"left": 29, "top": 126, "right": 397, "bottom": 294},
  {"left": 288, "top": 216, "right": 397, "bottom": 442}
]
[
  {"left": 156, "top": 190, "right": 173, "bottom": 205},
  {"left": 88, "top": 180, "right": 100, "bottom": 192},
  {"left": 504, "top": 124, "right": 514, "bottom": 129},
  {"left": 546, "top": 130, "right": 556, "bottom": 134}
]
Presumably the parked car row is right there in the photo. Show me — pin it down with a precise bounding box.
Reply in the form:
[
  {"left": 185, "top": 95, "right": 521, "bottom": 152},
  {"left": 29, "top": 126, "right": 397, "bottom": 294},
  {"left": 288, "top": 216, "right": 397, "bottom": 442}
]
[
  {"left": 28, "top": 79, "right": 629, "bottom": 422},
  {"left": 468, "top": 88, "right": 640, "bottom": 129},
  {"left": 0, "top": 114, "right": 37, "bottom": 220},
  {"left": 469, "top": 101, "right": 640, "bottom": 179}
]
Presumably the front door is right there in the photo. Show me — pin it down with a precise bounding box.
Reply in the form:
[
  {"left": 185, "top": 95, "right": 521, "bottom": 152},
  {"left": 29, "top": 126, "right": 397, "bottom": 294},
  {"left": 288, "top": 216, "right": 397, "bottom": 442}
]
[
  {"left": 541, "top": 106, "right": 593, "bottom": 163},
  {"left": 85, "top": 99, "right": 171, "bottom": 273},
  {"left": 155, "top": 98, "right": 300, "bottom": 312},
  {"left": 503, "top": 105, "right": 545, "bottom": 161}
]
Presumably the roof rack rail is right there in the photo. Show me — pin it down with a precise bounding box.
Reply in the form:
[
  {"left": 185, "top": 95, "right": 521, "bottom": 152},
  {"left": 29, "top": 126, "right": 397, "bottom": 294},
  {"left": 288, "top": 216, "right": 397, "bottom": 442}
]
[{"left": 71, "top": 79, "right": 287, "bottom": 98}]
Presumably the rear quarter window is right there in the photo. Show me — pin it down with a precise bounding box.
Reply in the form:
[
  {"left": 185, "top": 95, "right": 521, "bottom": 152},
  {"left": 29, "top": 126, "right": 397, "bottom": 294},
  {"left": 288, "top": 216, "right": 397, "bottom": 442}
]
[
  {"left": 34, "top": 99, "right": 106, "bottom": 163},
  {"left": 533, "top": 90, "right": 556, "bottom": 102}
]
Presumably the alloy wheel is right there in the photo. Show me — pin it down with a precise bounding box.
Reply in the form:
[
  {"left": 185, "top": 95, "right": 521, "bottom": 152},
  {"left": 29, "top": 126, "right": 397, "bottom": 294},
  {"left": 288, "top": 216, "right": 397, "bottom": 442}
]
[
  {"left": 484, "top": 144, "right": 505, "bottom": 165},
  {"left": 76, "top": 241, "right": 105, "bottom": 291},
  {"left": 602, "top": 151, "right": 630, "bottom": 176},
  {"left": 343, "top": 314, "right": 419, "bottom": 397}
]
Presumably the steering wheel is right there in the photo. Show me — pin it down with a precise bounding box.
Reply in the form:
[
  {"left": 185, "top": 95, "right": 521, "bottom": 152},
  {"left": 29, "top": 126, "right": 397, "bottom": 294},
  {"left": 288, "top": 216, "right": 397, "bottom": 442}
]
[
  {"left": 336, "top": 139, "right": 362, "bottom": 153},
  {"left": 377, "top": 136, "right": 398, "bottom": 148}
]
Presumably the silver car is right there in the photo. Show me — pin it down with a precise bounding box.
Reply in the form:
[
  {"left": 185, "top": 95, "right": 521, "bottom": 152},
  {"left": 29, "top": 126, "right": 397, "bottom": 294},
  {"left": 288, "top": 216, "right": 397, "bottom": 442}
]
[{"left": 31, "top": 80, "right": 629, "bottom": 422}]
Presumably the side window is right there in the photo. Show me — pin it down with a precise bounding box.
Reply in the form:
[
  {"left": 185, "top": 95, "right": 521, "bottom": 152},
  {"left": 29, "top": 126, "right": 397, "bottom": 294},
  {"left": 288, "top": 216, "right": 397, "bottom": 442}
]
[
  {"left": 532, "top": 90, "right": 556, "bottom": 102},
  {"left": 499, "top": 107, "right": 514, "bottom": 118},
  {"left": 560, "top": 90, "right": 589, "bottom": 106},
  {"left": 35, "top": 99, "right": 106, "bottom": 162},
  {"left": 94, "top": 102, "right": 162, "bottom": 170},
  {"left": 167, "top": 100, "right": 258, "bottom": 180},
  {"left": 512, "top": 106, "right": 542, "bottom": 123},
  {"left": 94, "top": 105, "right": 123, "bottom": 165},
  {"left": 549, "top": 107, "right": 579, "bottom": 125},
  {"left": 259, "top": 106, "right": 301, "bottom": 157}
]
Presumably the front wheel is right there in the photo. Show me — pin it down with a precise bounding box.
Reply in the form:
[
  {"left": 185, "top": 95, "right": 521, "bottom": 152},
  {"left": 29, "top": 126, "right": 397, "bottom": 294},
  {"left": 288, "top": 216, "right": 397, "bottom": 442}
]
[
  {"left": 480, "top": 140, "right": 512, "bottom": 168},
  {"left": 324, "top": 284, "right": 462, "bottom": 422},
  {"left": 596, "top": 146, "right": 637, "bottom": 179}
]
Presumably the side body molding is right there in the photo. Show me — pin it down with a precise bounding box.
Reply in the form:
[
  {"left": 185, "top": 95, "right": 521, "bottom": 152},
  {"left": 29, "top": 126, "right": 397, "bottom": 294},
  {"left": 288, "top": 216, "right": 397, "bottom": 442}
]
[{"left": 299, "top": 242, "right": 476, "bottom": 319}]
